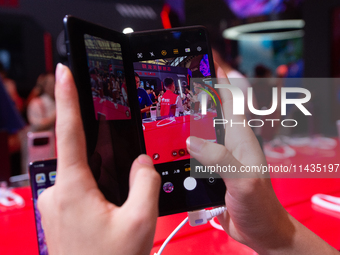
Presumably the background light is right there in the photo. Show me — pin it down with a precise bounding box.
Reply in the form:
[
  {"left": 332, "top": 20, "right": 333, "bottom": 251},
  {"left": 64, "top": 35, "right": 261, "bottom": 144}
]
[
  {"left": 223, "top": 20, "right": 305, "bottom": 41},
  {"left": 122, "top": 27, "right": 134, "bottom": 34}
]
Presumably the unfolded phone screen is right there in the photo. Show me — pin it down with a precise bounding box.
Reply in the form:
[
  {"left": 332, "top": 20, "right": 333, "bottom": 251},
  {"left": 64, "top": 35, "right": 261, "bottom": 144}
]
[
  {"left": 30, "top": 159, "right": 57, "bottom": 255},
  {"left": 131, "top": 30, "right": 218, "bottom": 165}
]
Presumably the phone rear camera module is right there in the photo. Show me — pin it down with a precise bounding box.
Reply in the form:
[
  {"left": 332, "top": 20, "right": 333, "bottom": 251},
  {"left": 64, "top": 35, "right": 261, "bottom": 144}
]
[{"left": 163, "top": 182, "right": 174, "bottom": 193}]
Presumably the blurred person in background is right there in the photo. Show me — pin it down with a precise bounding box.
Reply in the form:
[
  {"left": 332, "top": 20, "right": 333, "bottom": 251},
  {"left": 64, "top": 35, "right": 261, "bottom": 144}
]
[
  {"left": 26, "top": 73, "right": 46, "bottom": 108},
  {"left": 0, "top": 62, "right": 23, "bottom": 113},
  {"left": 27, "top": 73, "right": 56, "bottom": 131},
  {"left": 0, "top": 77, "right": 25, "bottom": 176}
]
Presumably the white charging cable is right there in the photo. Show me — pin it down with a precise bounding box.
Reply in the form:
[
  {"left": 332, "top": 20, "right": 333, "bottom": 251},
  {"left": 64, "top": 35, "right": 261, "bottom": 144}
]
[
  {"left": 154, "top": 216, "right": 188, "bottom": 255},
  {"left": 311, "top": 194, "right": 340, "bottom": 213},
  {"left": 209, "top": 217, "right": 224, "bottom": 231},
  {"left": 154, "top": 206, "right": 226, "bottom": 255},
  {"left": 188, "top": 206, "right": 227, "bottom": 226}
]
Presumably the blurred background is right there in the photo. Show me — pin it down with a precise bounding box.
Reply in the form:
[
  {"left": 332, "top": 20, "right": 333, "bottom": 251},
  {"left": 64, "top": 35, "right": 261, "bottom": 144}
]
[
  {"left": 1, "top": 0, "right": 340, "bottom": 179},
  {"left": 1, "top": 1, "right": 340, "bottom": 254}
]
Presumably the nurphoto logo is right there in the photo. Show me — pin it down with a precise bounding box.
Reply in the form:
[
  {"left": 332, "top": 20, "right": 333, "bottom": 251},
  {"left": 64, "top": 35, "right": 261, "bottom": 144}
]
[{"left": 195, "top": 81, "right": 312, "bottom": 128}]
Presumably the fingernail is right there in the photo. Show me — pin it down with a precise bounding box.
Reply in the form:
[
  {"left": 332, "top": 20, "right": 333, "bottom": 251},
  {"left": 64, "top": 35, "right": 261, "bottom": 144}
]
[
  {"left": 186, "top": 136, "right": 205, "bottom": 153},
  {"left": 138, "top": 154, "right": 154, "bottom": 167},
  {"left": 56, "top": 63, "right": 66, "bottom": 82}
]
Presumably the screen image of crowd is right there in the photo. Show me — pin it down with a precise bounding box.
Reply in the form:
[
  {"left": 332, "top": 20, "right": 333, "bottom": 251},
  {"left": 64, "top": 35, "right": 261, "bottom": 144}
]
[
  {"left": 134, "top": 54, "right": 218, "bottom": 164},
  {"left": 134, "top": 54, "right": 216, "bottom": 120},
  {"left": 84, "top": 34, "right": 131, "bottom": 120},
  {"left": 89, "top": 66, "right": 128, "bottom": 107}
]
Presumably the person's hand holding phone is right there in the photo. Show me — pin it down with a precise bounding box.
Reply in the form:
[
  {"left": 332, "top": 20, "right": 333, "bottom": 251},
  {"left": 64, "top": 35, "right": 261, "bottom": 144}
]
[
  {"left": 36, "top": 62, "right": 339, "bottom": 255},
  {"left": 38, "top": 64, "right": 161, "bottom": 255},
  {"left": 187, "top": 64, "right": 339, "bottom": 255}
]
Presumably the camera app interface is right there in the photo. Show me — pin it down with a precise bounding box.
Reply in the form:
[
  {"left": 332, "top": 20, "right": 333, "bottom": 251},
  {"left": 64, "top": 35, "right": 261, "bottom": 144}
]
[
  {"left": 131, "top": 31, "right": 218, "bottom": 165},
  {"left": 130, "top": 30, "right": 226, "bottom": 215}
]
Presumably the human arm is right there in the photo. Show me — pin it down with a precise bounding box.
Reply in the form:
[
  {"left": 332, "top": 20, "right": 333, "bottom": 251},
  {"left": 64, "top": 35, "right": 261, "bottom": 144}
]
[
  {"left": 175, "top": 95, "right": 184, "bottom": 112},
  {"left": 140, "top": 88, "right": 153, "bottom": 114},
  {"left": 38, "top": 64, "right": 161, "bottom": 255},
  {"left": 141, "top": 105, "right": 151, "bottom": 114},
  {"left": 187, "top": 65, "right": 339, "bottom": 255}
]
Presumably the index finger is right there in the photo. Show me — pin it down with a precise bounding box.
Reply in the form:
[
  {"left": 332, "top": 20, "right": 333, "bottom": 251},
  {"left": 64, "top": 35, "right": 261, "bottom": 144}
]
[{"left": 54, "top": 64, "right": 95, "bottom": 186}]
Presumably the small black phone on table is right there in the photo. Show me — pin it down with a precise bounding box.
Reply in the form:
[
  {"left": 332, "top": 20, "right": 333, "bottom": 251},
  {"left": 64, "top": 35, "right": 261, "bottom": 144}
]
[
  {"left": 29, "top": 159, "right": 57, "bottom": 255},
  {"left": 63, "top": 15, "right": 226, "bottom": 216}
]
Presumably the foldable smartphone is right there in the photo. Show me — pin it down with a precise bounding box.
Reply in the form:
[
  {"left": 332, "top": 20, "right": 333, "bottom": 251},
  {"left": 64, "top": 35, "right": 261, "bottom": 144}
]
[{"left": 63, "top": 15, "right": 226, "bottom": 216}]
